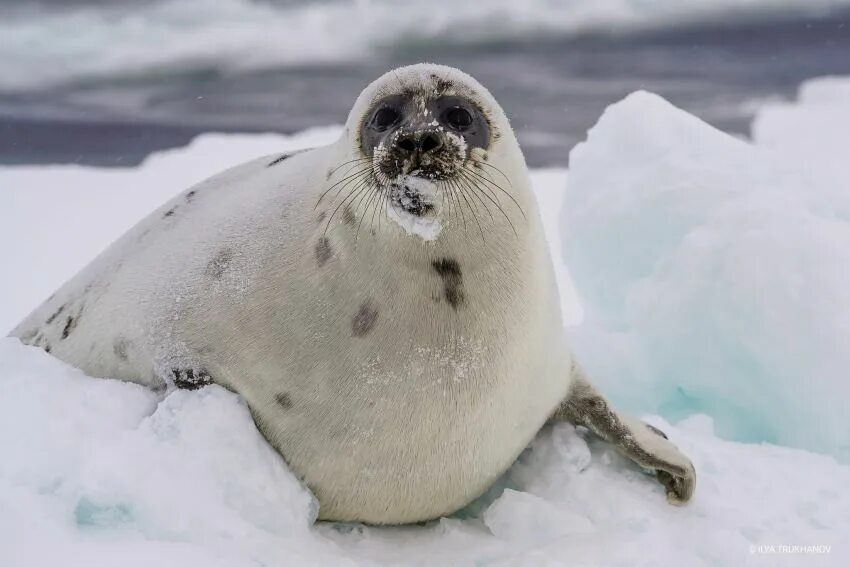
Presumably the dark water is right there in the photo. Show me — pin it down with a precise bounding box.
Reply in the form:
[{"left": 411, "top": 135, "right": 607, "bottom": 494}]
[{"left": 1, "top": 10, "right": 849, "bottom": 168}]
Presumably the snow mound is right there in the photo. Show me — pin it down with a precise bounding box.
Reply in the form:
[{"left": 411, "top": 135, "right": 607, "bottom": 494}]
[
  {"left": 0, "top": 340, "right": 337, "bottom": 567},
  {"left": 562, "top": 88, "right": 850, "bottom": 460},
  {"left": 2, "top": 339, "right": 847, "bottom": 566}
]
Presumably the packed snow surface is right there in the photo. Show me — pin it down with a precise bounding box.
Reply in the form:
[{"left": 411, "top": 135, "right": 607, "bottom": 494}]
[{"left": 2, "top": 78, "right": 849, "bottom": 565}]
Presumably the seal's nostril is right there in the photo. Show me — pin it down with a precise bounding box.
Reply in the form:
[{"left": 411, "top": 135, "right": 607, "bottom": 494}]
[
  {"left": 397, "top": 136, "right": 416, "bottom": 152},
  {"left": 420, "top": 133, "right": 442, "bottom": 154}
]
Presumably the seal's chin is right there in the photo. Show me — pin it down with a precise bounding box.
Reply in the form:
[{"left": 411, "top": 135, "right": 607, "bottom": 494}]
[{"left": 389, "top": 173, "right": 441, "bottom": 218}]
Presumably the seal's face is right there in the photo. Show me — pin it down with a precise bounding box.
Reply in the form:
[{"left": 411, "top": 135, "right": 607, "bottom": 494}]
[
  {"left": 360, "top": 93, "right": 491, "bottom": 217},
  {"left": 326, "top": 65, "right": 522, "bottom": 241}
]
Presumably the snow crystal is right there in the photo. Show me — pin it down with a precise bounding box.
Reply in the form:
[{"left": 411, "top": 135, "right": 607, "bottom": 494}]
[{"left": 562, "top": 88, "right": 850, "bottom": 460}]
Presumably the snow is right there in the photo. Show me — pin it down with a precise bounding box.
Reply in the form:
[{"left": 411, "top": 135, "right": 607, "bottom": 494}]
[
  {"left": 386, "top": 203, "right": 443, "bottom": 242},
  {"left": 2, "top": 78, "right": 850, "bottom": 565},
  {"left": 1, "top": 339, "right": 846, "bottom": 566},
  {"left": 562, "top": 84, "right": 850, "bottom": 460},
  {"left": 386, "top": 176, "right": 444, "bottom": 241}
]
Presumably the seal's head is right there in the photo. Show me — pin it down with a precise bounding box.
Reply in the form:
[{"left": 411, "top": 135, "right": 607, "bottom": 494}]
[{"left": 331, "top": 64, "right": 526, "bottom": 240}]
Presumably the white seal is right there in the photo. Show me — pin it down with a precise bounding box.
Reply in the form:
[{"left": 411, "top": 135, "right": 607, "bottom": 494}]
[{"left": 11, "top": 64, "right": 695, "bottom": 524}]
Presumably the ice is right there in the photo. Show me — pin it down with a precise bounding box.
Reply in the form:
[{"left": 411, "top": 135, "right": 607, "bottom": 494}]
[
  {"left": 562, "top": 88, "right": 850, "bottom": 459},
  {"left": 3, "top": 81, "right": 850, "bottom": 564}
]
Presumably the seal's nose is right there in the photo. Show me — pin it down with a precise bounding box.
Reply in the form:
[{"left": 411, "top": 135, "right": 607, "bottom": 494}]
[{"left": 396, "top": 132, "right": 443, "bottom": 155}]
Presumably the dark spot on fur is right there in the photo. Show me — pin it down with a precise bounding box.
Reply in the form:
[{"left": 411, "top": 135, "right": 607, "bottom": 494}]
[
  {"left": 113, "top": 337, "right": 130, "bottom": 361},
  {"left": 45, "top": 304, "right": 66, "bottom": 325},
  {"left": 430, "top": 74, "right": 453, "bottom": 95},
  {"left": 492, "top": 131, "right": 501, "bottom": 141},
  {"left": 267, "top": 153, "right": 292, "bottom": 167},
  {"left": 352, "top": 300, "right": 378, "bottom": 337},
  {"left": 343, "top": 206, "right": 356, "bottom": 226},
  {"left": 43, "top": 343, "right": 51, "bottom": 353},
  {"left": 185, "top": 190, "right": 197, "bottom": 202},
  {"left": 315, "top": 237, "right": 332, "bottom": 267},
  {"left": 171, "top": 368, "right": 213, "bottom": 390},
  {"left": 275, "top": 392, "right": 293, "bottom": 409},
  {"left": 317, "top": 211, "right": 327, "bottom": 223},
  {"left": 205, "top": 248, "right": 234, "bottom": 279},
  {"left": 432, "top": 258, "right": 465, "bottom": 310},
  {"left": 61, "top": 314, "right": 79, "bottom": 340},
  {"left": 163, "top": 206, "right": 177, "bottom": 218}
]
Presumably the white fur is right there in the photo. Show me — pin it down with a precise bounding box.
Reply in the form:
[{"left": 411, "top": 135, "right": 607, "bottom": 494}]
[{"left": 11, "top": 64, "right": 572, "bottom": 524}]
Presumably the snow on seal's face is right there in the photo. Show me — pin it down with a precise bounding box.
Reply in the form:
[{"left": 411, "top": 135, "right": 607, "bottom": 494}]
[{"left": 333, "top": 64, "right": 521, "bottom": 241}]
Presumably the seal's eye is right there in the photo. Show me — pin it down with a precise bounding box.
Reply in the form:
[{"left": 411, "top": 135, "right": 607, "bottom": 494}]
[
  {"left": 372, "top": 107, "right": 401, "bottom": 131},
  {"left": 444, "top": 106, "right": 473, "bottom": 131}
]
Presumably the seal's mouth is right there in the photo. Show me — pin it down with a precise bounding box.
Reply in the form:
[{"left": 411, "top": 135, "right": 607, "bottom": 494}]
[{"left": 389, "top": 173, "right": 439, "bottom": 217}]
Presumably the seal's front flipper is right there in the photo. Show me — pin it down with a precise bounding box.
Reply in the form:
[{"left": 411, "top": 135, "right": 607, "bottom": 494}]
[{"left": 552, "top": 362, "right": 696, "bottom": 505}]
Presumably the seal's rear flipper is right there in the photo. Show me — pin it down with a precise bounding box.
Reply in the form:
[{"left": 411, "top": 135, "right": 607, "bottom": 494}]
[{"left": 551, "top": 362, "right": 696, "bottom": 505}]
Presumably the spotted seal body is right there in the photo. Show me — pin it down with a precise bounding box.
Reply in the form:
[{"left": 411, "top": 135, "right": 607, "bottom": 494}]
[{"left": 11, "top": 64, "right": 695, "bottom": 524}]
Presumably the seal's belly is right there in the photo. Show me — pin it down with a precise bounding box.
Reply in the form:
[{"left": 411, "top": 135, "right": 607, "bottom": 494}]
[{"left": 263, "top": 338, "right": 570, "bottom": 525}]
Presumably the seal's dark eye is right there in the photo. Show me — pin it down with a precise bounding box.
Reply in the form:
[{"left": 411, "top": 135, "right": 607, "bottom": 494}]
[
  {"left": 444, "top": 106, "right": 473, "bottom": 131},
  {"left": 372, "top": 107, "right": 401, "bottom": 131}
]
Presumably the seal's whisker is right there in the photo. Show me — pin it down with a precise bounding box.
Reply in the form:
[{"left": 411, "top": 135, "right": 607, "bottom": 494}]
[
  {"left": 454, "top": 177, "right": 486, "bottom": 243},
  {"left": 351, "top": 178, "right": 381, "bottom": 243},
  {"left": 328, "top": 157, "right": 372, "bottom": 177},
  {"left": 316, "top": 169, "right": 368, "bottom": 208},
  {"left": 356, "top": 181, "right": 383, "bottom": 242},
  {"left": 446, "top": 177, "right": 469, "bottom": 236},
  {"left": 323, "top": 170, "right": 371, "bottom": 215},
  {"left": 464, "top": 166, "right": 526, "bottom": 220},
  {"left": 333, "top": 160, "right": 372, "bottom": 181},
  {"left": 469, "top": 159, "right": 513, "bottom": 187},
  {"left": 459, "top": 172, "right": 495, "bottom": 223},
  {"left": 439, "top": 179, "right": 454, "bottom": 226},
  {"left": 367, "top": 182, "right": 386, "bottom": 238},
  {"left": 459, "top": 170, "right": 518, "bottom": 238},
  {"left": 316, "top": 167, "right": 371, "bottom": 208},
  {"left": 449, "top": 180, "right": 460, "bottom": 233},
  {"left": 380, "top": 182, "right": 390, "bottom": 231},
  {"left": 324, "top": 176, "right": 373, "bottom": 236}
]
